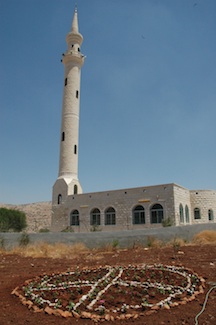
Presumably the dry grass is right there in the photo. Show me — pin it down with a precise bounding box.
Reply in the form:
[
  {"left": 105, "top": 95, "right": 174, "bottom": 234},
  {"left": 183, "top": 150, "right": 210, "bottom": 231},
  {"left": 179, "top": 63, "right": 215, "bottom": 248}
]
[
  {"left": 10, "top": 242, "right": 89, "bottom": 259},
  {"left": 146, "top": 236, "right": 164, "bottom": 248},
  {"left": 167, "top": 237, "right": 186, "bottom": 248},
  {"left": 192, "top": 230, "right": 216, "bottom": 245}
]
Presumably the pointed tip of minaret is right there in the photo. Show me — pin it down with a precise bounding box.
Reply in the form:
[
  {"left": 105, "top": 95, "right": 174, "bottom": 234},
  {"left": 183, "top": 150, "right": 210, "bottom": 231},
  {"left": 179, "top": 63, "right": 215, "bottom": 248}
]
[{"left": 71, "top": 5, "right": 79, "bottom": 33}]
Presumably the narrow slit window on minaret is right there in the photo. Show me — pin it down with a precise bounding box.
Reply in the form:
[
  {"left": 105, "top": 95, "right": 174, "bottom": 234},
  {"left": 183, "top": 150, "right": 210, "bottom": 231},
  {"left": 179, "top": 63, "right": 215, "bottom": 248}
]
[
  {"left": 74, "top": 145, "right": 77, "bottom": 154},
  {"left": 58, "top": 194, "right": 62, "bottom": 204},
  {"left": 76, "top": 90, "right": 79, "bottom": 98},
  {"left": 65, "top": 78, "right": 67, "bottom": 86},
  {"left": 62, "top": 132, "right": 65, "bottom": 141},
  {"left": 74, "top": 185, "right": 78, "bottom": 195}
]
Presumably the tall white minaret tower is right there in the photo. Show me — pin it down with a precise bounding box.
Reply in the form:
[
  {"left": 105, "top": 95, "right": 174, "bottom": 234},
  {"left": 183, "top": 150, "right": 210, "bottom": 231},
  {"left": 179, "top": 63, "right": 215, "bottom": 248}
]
[{"left": 52, "top": 7, "right": 85, "bottom": 205}]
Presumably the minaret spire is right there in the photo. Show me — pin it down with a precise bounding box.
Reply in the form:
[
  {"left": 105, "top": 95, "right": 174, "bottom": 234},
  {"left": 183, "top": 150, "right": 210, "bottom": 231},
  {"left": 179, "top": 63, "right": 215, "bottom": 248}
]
[
  {"left": 52, "top": 6, "right": 85, "bottom": 205},
  {"left": 71, "top": 6, "right": 79, "bottom": 33}
]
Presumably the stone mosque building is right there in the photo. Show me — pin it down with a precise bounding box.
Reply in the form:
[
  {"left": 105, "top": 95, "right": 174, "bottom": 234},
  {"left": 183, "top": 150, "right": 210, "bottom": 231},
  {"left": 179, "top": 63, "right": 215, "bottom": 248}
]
[{"left": 51, "top": 8, "right": 216, "bottom": 232}]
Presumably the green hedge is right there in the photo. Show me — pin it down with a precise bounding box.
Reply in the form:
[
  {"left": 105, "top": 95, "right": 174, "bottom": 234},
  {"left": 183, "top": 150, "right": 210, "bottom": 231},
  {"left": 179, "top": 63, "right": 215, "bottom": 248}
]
[{"left": 0, "top": 208, "right": 27, "bottom": 232}]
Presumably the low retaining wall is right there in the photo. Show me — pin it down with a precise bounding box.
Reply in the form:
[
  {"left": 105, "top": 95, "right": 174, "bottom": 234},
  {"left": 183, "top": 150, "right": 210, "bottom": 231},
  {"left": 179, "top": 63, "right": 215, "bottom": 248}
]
[{"left": 1, "top": 223, "right": 216, "bottom": 250}]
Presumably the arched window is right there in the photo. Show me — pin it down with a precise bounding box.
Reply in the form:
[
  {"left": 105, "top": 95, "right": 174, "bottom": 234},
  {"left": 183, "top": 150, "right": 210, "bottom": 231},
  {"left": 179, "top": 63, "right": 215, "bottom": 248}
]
[
  {"left": 150, "top": 204, "right": 164, "bottom": 224},
  {"left": 61, "top": 132, "right": 65, "bottom": 141},
  {"left": 208, "top": 209, "right": 214, "bottom": 221},
  {"left": 194, "top": 208, "right": 201, "bottom": 219},
  {"left": 70, "top": 210, "right": 79, "bottom": 226},
  {"left": 185, "top": 205, "right": 190, "bottom": 223},
  {"left": 133, "top": 205, "right": 145, "bottom": 224},
  {"left": 74, "top": 145, "right": 77, "bottom": 154},
  {"left": 74, "top": 184, "right": 78, "bottom": 195},
  {"left": 90, "top": 208, "right": 100, "bottom": 226},
  {"left": 105, "top": 207, "right": 116, "bottom": 225},
  {"left": 57, "top": 194, "right": 62, "bottom": 205},
  {"left": 179, "top": 204, "right": 184, "bottom": 223},
  {"left": 65, "top": 78, "right": 67, "bottom": 86}
]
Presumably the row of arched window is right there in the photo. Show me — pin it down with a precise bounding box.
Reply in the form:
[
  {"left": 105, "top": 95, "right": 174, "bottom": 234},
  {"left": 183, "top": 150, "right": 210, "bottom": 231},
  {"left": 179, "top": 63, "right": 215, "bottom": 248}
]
[
  {"left": 70, "top": 204, "right": 164, "bottom": 226},
  {"left": 179, "top": 204, "right": 190, "bottom": 223},
  {"left": 179, "top": 204, "right": 214, "bottom": 223}
]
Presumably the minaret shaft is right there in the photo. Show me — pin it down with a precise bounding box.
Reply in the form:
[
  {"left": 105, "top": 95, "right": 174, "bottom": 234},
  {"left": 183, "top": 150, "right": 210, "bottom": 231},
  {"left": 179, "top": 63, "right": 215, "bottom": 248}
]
[
  {"left": 58, "top": 65, "right": 81, "bottom": 178},
  {"left": 52, "top": 8, "right": 85, "bottom": 204}
]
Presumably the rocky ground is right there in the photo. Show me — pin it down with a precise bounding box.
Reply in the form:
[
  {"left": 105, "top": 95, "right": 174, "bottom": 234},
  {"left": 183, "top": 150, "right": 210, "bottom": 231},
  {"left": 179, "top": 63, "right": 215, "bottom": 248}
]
[{"left": 0, "top": 245, "right": 216, "bottom": 324}]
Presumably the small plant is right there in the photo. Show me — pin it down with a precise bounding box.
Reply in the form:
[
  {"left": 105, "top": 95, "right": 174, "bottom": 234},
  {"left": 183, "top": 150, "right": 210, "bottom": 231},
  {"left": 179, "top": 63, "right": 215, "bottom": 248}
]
[
  {"left": 61, "top": 226, "right": 74, "bottom": 232},
  {"left": 146, "top": 236, "right": 162, "bottom": 248},
  {"left": 54, "top": 299, "right": 62, "bottom": 309},
  {"left": 98, "top": 305, "right": 105, "bottom": 315},
  {"left": 90, "top": 224, "right": 101, "bottom": 232},
  {"left": 19, "top": 232, "right": 30, "bottom": 246},
  {"left": 39, "top": 228, "right": 50, "bottom": 233},
  {"left": 162, "top": 217, "right": 173, "bottom": 227},
  {"left": 0, "top": 236, "right": 5, "bottom": 249},
  {"left": 121, "top": 304, "right": 128, "bottom": 313},
  {"left": 66, "top": 301, "right": 75, "bottom": 311},
  {"left": 112, "top": 239, "right": 119, "bottom": 249}
]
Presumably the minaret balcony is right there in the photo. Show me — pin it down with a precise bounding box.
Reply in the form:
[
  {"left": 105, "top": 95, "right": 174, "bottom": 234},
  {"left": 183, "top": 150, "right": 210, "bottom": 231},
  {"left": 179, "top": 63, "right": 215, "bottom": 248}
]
[{"left": 62, "top": 51, "right": 85, "bottom": 66}]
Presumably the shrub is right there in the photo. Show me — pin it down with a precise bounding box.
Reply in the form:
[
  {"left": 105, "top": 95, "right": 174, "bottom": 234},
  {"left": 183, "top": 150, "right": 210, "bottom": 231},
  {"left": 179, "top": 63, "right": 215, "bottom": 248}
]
[
  {"left": 162, "top": 217, "right": 173, "bottom": 227},
  {"left": 61, "top": 226, "right": 74, "bottom": 232},
  {"left": 19, "top": 232, "right": 30, "bottom": 246},
  {"left": 146, "top": 236, "right": 163, "bottom": 248},
  {"left": 0, "top": 208, "right": 27, "bottom": 232},
  {"left": 39, "top": 228, "right": 50, "bottom": 233},
  {"left": 192, "top": 230, "right": 216, "bottom": 244},
  {"left": 0, "top": 236, "right": 5, "bottom": 249}
]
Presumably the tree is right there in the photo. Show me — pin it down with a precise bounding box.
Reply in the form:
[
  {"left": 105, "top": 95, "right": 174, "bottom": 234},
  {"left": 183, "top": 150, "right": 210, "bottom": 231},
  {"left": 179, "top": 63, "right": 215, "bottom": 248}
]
[{"left": 0, "top": 208, "right": 27, "bottom": 232}]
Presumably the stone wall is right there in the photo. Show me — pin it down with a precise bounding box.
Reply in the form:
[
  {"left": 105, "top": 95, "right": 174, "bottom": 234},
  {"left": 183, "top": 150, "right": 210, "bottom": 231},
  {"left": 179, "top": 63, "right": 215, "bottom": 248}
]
[
  {"left": 0, "top": 202, "right": 51, "bottom": 232},
  {"left": 190, "top": 190, "right": 216, "bottom": 224}
]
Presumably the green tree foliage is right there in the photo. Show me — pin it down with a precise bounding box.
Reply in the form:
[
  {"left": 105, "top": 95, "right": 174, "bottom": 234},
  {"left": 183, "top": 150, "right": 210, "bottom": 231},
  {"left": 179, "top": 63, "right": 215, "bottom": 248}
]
[{"left": 0, "top": 208, "right": 27, "bottom": 232}]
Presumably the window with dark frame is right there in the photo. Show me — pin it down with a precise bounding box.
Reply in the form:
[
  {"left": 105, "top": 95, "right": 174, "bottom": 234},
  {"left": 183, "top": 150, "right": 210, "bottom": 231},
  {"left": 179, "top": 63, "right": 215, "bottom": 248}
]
[
  {"left": 194, "top": 208, "right": 201, "bottom": 219},
  {"left": 208, "top": 209, "right": 214, "bottom": 221},
  {"left": 185, "top": 205, "right": 190, "bottom": 223},
  {"left": 90, "top": 208, "right": 101, "bottom": 226},
  {"left": 105, "top": 207, "right": 116, "bottom": 225},
  {"left": 132, "top": 205, "right": 145, "bottom": 224},
  {"left": 70, "top": 210, "right": 79, "bottom": 226},
  {"left": 179, "top": 204, "right": 184, "bottom": 223},
  {"left": 150, "top": 204, "right": 164, "bottom": 224}
]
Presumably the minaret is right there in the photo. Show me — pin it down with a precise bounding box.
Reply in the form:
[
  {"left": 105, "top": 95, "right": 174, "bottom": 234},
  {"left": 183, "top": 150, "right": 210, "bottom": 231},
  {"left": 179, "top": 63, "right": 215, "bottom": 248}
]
[{"left": 52, "top": 7, "right": 85, "bottom": 205}]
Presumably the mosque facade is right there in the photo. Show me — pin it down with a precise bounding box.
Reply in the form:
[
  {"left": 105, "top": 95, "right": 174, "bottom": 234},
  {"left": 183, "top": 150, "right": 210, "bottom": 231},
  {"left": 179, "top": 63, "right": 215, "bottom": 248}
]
[{"left": 51, "top": 8, "right": 216, "bottom": 232}]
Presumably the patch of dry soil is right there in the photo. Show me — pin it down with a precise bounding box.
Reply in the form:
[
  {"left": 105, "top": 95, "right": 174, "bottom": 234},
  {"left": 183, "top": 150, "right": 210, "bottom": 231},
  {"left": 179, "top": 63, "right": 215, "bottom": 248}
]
[{"left": 0, "top": 245, "right": 216, "bottom": 324}]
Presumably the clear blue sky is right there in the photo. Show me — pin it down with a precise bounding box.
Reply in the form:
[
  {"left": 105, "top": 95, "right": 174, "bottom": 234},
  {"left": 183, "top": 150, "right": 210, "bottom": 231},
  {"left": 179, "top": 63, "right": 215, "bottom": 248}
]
[{"left": 1, "top": 0, "right": 216, "bottom": 204}]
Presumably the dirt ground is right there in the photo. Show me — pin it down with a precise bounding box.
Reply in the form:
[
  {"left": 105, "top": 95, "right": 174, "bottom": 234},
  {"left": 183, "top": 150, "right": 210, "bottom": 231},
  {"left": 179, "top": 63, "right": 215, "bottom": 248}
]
[{"left": 0, "top": 245, "right": 216, "bottom": 325}]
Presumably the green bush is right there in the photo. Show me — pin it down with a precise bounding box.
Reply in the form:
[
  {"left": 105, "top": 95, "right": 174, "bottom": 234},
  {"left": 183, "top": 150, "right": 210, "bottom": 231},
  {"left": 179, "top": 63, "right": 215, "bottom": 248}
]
[
  {"left": 39, "top": 228, "right": 50, "bottom": 233},
  {"left": 0, "top": 208, "right": 27, "bottom": 232},
  {"left": 19, "top": 232, "right": 30, "bottom": 246},
  {"left": 162, "top": 217, "right": 173, "bottom": 227},
  {"left": 0, "top": 236, "right": 5, "bottom": 249}
]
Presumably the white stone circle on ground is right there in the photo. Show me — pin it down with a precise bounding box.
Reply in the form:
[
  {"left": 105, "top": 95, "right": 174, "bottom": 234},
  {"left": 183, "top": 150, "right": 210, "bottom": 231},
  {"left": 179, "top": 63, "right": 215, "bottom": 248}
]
[{"left": 12, "top": 264, "right": 205, "bottom": 321}]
